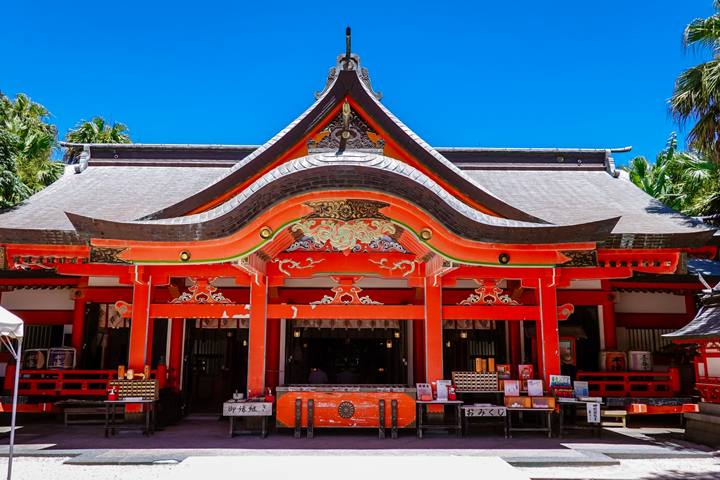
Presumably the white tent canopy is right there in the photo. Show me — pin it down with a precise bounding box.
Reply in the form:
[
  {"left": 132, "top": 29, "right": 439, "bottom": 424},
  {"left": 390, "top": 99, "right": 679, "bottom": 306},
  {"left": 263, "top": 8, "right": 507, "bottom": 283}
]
[
  {"left": 0, "top": 306, "right": 24, "bottom": 480},
  {"left": 0, "top": 307, "right": 23, "bottom": 339}
]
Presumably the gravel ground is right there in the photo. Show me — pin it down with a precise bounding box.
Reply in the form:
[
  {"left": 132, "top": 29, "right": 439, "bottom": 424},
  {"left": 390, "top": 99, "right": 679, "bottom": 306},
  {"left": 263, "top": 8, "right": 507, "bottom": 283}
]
[
  {"left": 0, "top": 457, "right": 175, "bottom": 480},
  {"left": 519, "top": 458, "right": 720, "bottom": 479},
  {"left": 2, "top": 456, "right": 720, "bottom": 480}
]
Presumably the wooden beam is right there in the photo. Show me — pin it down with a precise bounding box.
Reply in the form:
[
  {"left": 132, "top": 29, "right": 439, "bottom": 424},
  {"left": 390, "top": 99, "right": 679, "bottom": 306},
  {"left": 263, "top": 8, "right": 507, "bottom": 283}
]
[
  {"left": 268, "top": 252, "right": 421, "bottom": 279},
  {"left": 118, "top": 302, "right": 550, "bottom": 321}
]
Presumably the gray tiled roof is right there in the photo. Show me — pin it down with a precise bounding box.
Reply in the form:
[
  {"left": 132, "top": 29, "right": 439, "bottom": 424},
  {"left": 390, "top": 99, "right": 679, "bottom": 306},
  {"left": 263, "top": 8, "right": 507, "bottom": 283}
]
[
  {"left": 663, "top": 305, "right": 720, "bottom": 339},
  {"left": 665, "top": 281, "right": 720, "bottom": 340},
  {"left": 66, "top": 152, "right": 619, "bottom": 245},
  {"left": 0, "top": 165, "right": 227, "bottom": 244},
  {"left": 461, "top": 169, "right": 713, "bottom": 248}
]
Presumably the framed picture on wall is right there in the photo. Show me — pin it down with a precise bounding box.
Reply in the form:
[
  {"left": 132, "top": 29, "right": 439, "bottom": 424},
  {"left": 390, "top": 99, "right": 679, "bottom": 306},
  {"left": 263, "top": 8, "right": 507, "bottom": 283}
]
[{"left": 559, "top": 337, "right": 576, "bottom": 365}]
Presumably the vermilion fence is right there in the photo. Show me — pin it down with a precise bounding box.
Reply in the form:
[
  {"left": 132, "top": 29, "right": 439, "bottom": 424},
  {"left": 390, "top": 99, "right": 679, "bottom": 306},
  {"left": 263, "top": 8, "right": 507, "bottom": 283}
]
[
  {"left": 4, "top": 369, "right": 156, "bottom": 396},
  {"left": 576, "top": 369, "right": 679, "bottom": 397}
]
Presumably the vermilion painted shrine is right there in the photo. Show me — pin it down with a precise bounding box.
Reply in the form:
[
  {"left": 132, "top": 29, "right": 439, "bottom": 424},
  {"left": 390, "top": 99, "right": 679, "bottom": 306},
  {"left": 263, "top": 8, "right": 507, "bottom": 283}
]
[{"left": 0, "top": 42, "right": 717, "bottom": 421}]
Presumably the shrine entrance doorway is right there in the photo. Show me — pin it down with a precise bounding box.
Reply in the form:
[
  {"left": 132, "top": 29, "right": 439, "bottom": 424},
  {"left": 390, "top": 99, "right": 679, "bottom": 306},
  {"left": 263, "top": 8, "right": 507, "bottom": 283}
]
[
  {"left": 284, "top": 320, "right": 409, "bottom": 385},
  {"left": 183, "top": 321, "right": 250, "bottom": 414}
]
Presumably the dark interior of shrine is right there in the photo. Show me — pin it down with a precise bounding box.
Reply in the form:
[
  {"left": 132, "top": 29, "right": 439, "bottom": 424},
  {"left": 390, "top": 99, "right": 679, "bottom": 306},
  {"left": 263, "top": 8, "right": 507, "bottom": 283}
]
[
  {"left": 183, "top": 325, "right": 249, "bottom": 413},
  {"left": 285, "top": 324, "right": 407, "bottom": 385}
]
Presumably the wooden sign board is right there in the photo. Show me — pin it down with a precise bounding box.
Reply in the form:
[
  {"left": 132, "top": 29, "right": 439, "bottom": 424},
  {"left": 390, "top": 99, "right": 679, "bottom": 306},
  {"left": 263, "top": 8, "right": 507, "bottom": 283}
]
[
  {"left": 223, "top": 401, "right": 272, "bottom": 417},
  {"left": 463, "top": 407, "right": 507, "bottom": 417}
]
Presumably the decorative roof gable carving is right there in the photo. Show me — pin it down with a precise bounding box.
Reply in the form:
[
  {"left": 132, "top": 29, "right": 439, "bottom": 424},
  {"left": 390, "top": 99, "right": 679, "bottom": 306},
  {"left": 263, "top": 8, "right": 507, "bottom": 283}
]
[{"left": 307, "top": 101, "right": 386, "bottom": 153}]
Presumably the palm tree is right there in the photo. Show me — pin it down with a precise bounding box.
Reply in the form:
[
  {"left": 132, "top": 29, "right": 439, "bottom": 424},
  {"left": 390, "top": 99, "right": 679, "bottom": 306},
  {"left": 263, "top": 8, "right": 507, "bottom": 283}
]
[
  {"left": 63, "top": 117, "right": 131, "bottom": 163},
  {"left": 0, "top": 130, "right": 30, "bottom": 208},
  {"left": 0, "top": 91, "right": 63, "bottom": 204},
  {"left": 622, "top": 133, "right": 720, "bottom": 225},
  {"left": 669, "top": 1, "right": 720, "bottom": 162}
]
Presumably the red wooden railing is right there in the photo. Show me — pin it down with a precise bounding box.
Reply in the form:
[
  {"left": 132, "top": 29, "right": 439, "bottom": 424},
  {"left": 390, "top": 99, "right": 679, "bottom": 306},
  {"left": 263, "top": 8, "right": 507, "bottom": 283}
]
[
  {"left": 577, "top": 369, "right": 680, "bottom": 397},
  {"left": 4, "top": 368, "right": 157, "bottom": 397}
]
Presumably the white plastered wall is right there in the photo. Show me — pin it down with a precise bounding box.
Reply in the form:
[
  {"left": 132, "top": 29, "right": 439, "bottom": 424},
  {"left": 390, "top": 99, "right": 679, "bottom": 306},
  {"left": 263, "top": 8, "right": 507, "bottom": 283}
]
[{"left": 614, "top": 291, "right": 687, "bottom": 314}]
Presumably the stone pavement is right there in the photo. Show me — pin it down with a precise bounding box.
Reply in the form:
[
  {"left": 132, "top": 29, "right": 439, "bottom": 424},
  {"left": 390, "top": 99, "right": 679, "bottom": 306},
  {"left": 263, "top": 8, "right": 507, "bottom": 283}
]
[{"left": 0, "top": 413, "right": 713, "bottom": 473}]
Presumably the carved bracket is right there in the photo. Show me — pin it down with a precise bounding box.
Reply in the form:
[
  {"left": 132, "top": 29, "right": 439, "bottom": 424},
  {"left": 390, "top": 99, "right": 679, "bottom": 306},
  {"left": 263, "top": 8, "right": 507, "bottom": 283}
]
[
  {"left": 115, "top": 301, "right": 133, "bottom": 318},
  {"left": 273, "top": 257, "right": 325, "bottom": 276},
  {"left": 557, "top": 303, "right": 575, "bottom": 321},
  {"left": 310, "top": 276, "right": 383, "bottom": 305},
  {"left": 458, "top": 279, "right": 520, "bottom": 306},
  {"left": 170, "top": 277, "right": 232, "bottom": 305},
  {"left": 368, "top": 258, "right": 418, "bottom": 277}
]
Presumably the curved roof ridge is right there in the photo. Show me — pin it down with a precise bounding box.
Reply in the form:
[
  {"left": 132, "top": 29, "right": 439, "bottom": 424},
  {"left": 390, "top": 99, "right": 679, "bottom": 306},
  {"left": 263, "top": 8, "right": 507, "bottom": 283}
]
[
  {"left": 144, "top": 152, "right": 544, "bottom": 229},
  {"left": 65, "top": 152, "right": 620, "bottom": 246}
]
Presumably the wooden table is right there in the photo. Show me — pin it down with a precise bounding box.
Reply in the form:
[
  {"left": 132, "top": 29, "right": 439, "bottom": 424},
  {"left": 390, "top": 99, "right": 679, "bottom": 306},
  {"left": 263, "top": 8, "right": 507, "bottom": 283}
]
[
  {"left": 223, "top": 400, "right": 273, "bottom": 438},
  {"left": 558, "top": 400, "right": 603, "bottom": 438},
  {"left": 416, "top": 400, "right": 463, "bottom": 438},
  {"left": 507, "top": 407, "right": 554, "bottom": 438},
  {"left": 104, "top": 399, "right": 156, "bottom": 438},
  {"left": 461, "top": 405, "right": 508, "bottom": 438},
  {"left": 456, "top": 390, "right": 504, "bottom": 406}
]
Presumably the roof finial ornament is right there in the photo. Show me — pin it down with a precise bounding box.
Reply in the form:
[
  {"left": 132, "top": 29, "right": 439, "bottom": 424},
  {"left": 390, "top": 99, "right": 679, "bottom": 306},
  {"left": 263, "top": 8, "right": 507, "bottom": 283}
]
[
  {"left": 343, "top": 27, "right": 354, "bottom": 70},
  {"left": 314, "top": 27, "right": 382, "bottom": 101}
]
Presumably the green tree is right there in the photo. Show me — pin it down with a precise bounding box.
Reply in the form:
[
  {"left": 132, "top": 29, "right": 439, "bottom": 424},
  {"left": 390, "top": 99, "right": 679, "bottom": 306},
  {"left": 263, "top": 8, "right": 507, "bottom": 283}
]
[
  {"left": 622, "top": 133, "right": 720, "bottom": 225},
  {"left": 0, "top": 130, "right": 30, "bottom": 208},
  {"left": 63, "top": 117, "right": 131, "bottom": 164},
  {"left": 0, "top": 90, "right": 64, "bottom": 207},
  {"left": 669, "top": 1, "right": 720, "bottom": 162}
]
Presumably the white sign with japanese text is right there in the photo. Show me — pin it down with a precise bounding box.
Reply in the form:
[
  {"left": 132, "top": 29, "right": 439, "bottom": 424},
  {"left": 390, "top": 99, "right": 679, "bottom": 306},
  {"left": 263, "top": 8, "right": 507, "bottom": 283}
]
[
  {"left": 463, "top": 407, "right": 507, "bottom": 417},
  {"left": 586, "top": 402, "right": 601, "bottom": 423},
  {"left": 223, "top": 401, "right": 273, "bottom": 416}
]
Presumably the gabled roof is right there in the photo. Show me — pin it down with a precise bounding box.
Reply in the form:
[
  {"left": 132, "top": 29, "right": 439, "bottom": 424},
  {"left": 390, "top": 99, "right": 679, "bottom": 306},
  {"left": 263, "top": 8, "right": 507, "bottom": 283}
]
[
  {"left": 137, "top": 54, "right": 548, "bottom": 224},
  {"left": 665, "top": 277, "right": 720, "bottom": 340},
  {"left": 0, "top": 51, "right": 715, "bottom": 249}
]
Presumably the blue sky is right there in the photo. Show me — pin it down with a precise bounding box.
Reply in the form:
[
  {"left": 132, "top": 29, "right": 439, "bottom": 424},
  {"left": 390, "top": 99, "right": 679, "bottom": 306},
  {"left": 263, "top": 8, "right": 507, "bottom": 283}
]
[{"left": 1, "top": 0, "right": 716, "bottom": 166}]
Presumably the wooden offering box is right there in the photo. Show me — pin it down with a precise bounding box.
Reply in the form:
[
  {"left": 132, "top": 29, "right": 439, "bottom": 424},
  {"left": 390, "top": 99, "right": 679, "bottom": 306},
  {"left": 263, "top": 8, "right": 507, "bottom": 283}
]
[
  {"left": 531, "top": 396, "right": 555, "bottom": 409},
  {"left": 452, "top": 372, "right": 499, "bottom": 391},
  {"left": 276, "top": 385, "right": 416, "bottom": 429},
  {"left": 108, "top": 379, "right": 159, "bottom": 400},
  {"left": 505, "top": 396, "right": 532, "bottom": 409}
]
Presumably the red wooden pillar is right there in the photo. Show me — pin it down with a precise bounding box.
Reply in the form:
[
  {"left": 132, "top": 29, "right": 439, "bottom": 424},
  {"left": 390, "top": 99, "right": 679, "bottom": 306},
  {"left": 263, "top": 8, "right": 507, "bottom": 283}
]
[
  {"left": 247, "top": 279, "right": 268, "bottom": 398},
  {"left": 424, "top": 277, "right": 443, "bottom": 383},
  {"left": 601, "top": 301, "right": 617, "bottom": 350},
  {"left": 538, "top": 279, "right": 560, "bottom": 386},
  {"left": 128, "top": 278, "right": 152, "bottom": 371},
  {"left": 168, "top": 318, "right": 184, "bottom": 390},
  {"left": 71, "top": 298, "right": 86, "bottom": 362},
  {"left": 600, "top": 281, "right": 617, "bottom": 350},
  {"left": 414, "top": 319, "right": 426, "bottom": 383},
  {"left": 146, "top": 318, "right": 155, "bottom": 367},
  {"left": 509, "top": 320, "right": 521, "bottom": 374},
  {"left": 265, "top": 318, "right": 281, "bottom": 390}
]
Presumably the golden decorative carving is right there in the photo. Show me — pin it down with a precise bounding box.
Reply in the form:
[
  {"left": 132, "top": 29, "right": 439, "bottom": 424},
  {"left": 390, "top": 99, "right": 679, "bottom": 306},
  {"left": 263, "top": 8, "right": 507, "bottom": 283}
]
[
  {"left": 292, "top": 219, "right": 395, "bottom": 252},
  {"left": 90, "top": 247, "right": 132, "bottom": 265},
  {"left": 303, "top": 199, "right": 389, "bottom": 222},
  {"left": 557, "top": 250, "right": 597, "bottom": 267}
]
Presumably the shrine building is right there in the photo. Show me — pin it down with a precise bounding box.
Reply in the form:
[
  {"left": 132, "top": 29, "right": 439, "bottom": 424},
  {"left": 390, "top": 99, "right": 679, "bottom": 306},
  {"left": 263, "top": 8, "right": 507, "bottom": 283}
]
[{"left": 0, "top": 38, "right": 716, "bottom": 416}]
